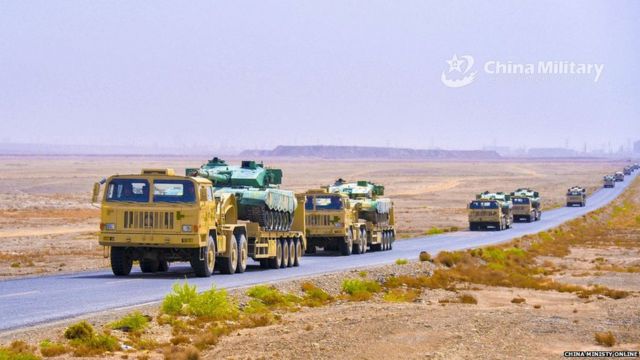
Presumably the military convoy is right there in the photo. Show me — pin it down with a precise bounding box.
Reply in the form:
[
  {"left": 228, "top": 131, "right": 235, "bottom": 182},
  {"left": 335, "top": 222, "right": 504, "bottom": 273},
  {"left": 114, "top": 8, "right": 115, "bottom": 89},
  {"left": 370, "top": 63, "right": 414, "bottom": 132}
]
[
  {"left": 304, "top": 180, "right": 395, "bottom": 256},
  {"left": 566, "top": 186, "right": 586, "bottom": 207},
  {"left": 94, "top": 167, "right": 306, "bottom": 277},
  {"left": 510, "top": 188, "right": 542, "bottom": 222},
  {"left": 468, "top": 191, "right": 513, "bottom": 231}
]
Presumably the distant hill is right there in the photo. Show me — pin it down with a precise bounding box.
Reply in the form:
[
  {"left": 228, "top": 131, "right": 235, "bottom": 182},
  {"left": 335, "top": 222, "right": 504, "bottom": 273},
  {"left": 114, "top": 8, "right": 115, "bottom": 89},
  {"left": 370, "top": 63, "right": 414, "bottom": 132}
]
[{"left": 240, "top": 145, "right": 501, "bottom": 160}]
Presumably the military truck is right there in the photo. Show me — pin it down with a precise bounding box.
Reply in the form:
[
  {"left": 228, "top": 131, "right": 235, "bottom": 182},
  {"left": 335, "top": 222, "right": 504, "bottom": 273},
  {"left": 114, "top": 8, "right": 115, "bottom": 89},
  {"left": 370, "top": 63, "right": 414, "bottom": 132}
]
[
  {"left": 566, "top": 186, "right": 586, "bottom": 207},
  {"left": 308, "top": 179, "right": 395, "bottom": 254},
  {"left": 468, "top": 191, "right": 513, "bottom": 231},
  {"left": 603, "top": 175, "right": 616, "bottom": 188},
  {"left": 303, "top": 189, "right": 368, "bottom": 255},
  {"left": 509, "top": 188, "right": 542, "bottom": 222},
  {"left": 93, "top": 169, "right": 306, "bottom": 277},
  {"left": 623, "top": 166, "right": 632, "bottom": 176},
  {"left": 615, "top": 171, "right": 625, "bottom": 182}
]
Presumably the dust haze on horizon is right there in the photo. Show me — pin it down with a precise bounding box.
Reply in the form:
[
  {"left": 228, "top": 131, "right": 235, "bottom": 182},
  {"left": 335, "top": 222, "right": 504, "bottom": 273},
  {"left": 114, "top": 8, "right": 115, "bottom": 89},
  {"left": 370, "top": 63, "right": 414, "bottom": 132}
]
[{"left": 1, "top": 1, "right": 639, "bottom": 153}]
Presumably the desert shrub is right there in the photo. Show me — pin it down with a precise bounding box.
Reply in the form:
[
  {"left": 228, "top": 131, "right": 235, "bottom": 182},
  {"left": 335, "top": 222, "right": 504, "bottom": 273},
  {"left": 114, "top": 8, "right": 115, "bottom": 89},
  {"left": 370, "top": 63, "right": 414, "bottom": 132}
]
[
  {"left": 424, "top": 227, "right": 444, "bottom": 236},
  {"left": 395, "top": 258, "right": 408, "bottom": 265},
  {"left": 594, "top": 331, "right": 616, "bottom": 347},
  {"left": 64, "top": 321, "right": 94, "bottom": 341},
  {"left": 39, "top": 340, "right": 67, "bottom": 357},
  {"left": 162, "top": 282, "right": 238, "bottom": 320},
  {"left": 110, "top": 311, "right": 150, "bottom": 333},
  {"left": 419, "top": 251, "right": 431, "bottom": 262},
  {"left": 163, "top": 345, "right": 200, "bottom": 360},
  {"left": 247, "top": 285, "right": 300, "bottom": 309},
  {"left": 511, "top": 297, "right": 526, "bottom": 304},
  {"left": 170, "top": 335, "right": 191, "bottom": 345},
  {"left": 383, "top": 288, "right": 420, "bottom": 303},
  {"left": 342, "top": 278, "right": 381, "bottom": 301},
  {"left": 357, "top": 271, "right": 368, "bottom": 277},
  {"left": 300, "top": 282, "right": 333, "bottom": 307},
  {"left": 0, "top": 347, "right": 40, "bottom": 360},
  {"left": 435, "top": 251, "right": 465, "bottom": 267},
  {"left": 458, "top": 294, "right": 478, "bottom": 304},
  {"left": 70, "top": 333, "right": 119, "bottom": 357}
]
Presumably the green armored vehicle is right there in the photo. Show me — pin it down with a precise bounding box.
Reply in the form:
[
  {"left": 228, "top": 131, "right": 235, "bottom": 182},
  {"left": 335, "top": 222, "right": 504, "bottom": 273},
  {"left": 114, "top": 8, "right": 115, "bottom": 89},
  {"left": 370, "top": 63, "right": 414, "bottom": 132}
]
[
  {"left": 468, "top": 191, "right": 513, "bottom": 231},
  {"left": 509, "top": 188, "right": 542, "bottom": 222},
  {"left": 187, "top": 158, "right": 297, "bottom": 231}
]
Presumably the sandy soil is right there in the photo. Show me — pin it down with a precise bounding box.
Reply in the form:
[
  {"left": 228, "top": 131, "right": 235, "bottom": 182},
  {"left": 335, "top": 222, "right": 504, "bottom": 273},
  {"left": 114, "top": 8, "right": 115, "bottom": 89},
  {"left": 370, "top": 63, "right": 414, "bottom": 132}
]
[{"left": 0, "top": 155, "right": 625, "bottom": 278}]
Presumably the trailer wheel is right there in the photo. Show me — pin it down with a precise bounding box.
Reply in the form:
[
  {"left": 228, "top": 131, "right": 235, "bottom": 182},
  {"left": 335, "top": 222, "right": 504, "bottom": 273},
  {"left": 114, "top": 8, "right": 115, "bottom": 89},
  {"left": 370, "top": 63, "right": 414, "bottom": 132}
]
[
  {"left": 360, "top": 228, "right": 367, "bottom": 254},
  {"left": 268, "top": 239, "right": 282, "bottom": 269},
  {"left": 140, "top": 258, "right": 159, "bottom": 273},
  {"left": 287, "top": 238, "right": 295, "bottom": 267},
  {"left": 236, "top": 234, "right": 248, "bottom": 274},
  {"left": 111, "top": 247, "right": 132, "bottom": 276},
  {"left": 220, "top": 235, "right": 238, "bottom": 275},
  {"left": 158, "top": 259, "right": 170, "bottom": 272},
  {"left": 293, "top": 237, "right": 302, "bottom": 267},
  {"left": 388, "top": 231, "right": 394, "bottom": 250},
  {"left": 191, "top": 236, "right": 215, "bottom": 277},
  {"left": 280, "top": 239, "right": 290, "bottom": 268}
]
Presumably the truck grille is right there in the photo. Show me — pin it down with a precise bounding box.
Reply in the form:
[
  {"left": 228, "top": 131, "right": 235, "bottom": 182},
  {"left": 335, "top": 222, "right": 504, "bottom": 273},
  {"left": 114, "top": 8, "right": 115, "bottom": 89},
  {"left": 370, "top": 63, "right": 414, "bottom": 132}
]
[
  {"left": 123, "top": 211, "right": 175, "bottom": 230},
  {"left": 306, "top": 214, "right": 332, "bottom": 226}
]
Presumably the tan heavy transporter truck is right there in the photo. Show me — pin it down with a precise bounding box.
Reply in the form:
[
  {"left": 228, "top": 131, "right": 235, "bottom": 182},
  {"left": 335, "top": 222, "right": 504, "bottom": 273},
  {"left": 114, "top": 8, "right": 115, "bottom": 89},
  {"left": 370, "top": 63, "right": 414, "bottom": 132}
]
[
  {"left": 509, "top": 188, "right": 542, "bottom": 222},
  {"left": 566, "top": 186, "right": 586, "bottom": 207},
  {"left": 468, "top": 191, "right": 513, "bottom": 231},
  {"left": 93, "top": 169, "right": 306, "bottom": 277},
  {"left": 603, "top": 175, "right": 616, "bottom": 188},
  {"left": 304, "top": 180, "right": 395, "bottom": 255}
]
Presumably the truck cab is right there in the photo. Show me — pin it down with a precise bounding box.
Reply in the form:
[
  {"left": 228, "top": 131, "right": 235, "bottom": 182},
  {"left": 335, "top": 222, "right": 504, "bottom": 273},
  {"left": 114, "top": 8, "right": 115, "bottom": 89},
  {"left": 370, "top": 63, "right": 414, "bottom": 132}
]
[
  {"left": 566, "top": 186, "right": 586, "bottom": 207},
  {"left": 468, "top": 193, "right": 513, "bottom": 231}
]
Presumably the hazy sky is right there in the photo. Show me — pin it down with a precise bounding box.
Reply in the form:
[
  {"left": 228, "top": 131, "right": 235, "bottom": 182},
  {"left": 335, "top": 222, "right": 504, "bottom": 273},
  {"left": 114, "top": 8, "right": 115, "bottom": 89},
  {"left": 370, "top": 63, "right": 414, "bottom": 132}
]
[{"left": 1, "top": 1, "right": 638, "bottom": 151}]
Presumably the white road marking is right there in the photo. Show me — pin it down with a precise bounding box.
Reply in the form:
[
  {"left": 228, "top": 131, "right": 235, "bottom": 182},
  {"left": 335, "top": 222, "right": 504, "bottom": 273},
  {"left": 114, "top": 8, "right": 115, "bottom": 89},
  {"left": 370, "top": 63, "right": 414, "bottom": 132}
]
[
  {"left": 104, "top": 279, "right": 142, "bottom": 285},
  {"left": 0, "top": 291, "right": 39, "bottom": 299}
]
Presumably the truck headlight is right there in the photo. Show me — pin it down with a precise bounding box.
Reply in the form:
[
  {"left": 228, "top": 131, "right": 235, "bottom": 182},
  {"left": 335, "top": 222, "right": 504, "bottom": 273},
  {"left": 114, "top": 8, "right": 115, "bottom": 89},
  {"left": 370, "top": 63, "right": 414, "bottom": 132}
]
[
  {"left": 105, "top": 223, "right": 116, "bottom": 231},
  {"left": 182, "top": 225, "right": 193, "bottom": 232}
]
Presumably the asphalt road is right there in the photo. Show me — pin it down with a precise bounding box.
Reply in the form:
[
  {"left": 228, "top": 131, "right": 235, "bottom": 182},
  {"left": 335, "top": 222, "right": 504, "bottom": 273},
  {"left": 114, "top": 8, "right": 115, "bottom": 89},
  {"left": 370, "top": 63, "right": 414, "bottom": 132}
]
[{"left": 0, "top": 172, "right": 636, "bottom": 332}]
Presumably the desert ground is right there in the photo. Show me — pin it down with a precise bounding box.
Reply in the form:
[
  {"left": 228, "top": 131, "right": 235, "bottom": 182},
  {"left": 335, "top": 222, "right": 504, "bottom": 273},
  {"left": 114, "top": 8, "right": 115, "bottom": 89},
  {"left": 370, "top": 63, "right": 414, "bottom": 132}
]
[{"left": 0, "top": 155, "right": 626, "bottom": 278}]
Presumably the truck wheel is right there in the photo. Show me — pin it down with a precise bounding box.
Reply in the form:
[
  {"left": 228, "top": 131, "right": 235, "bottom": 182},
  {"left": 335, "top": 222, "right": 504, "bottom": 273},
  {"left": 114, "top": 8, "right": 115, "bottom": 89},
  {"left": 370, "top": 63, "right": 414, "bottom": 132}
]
[
  {"left": 158, "top": 259, "right": 170, "bottom": 272},
  {"left": 384, "top": 232, "right": 391, "bottom": 251},
  {"left": 140, "top": 258, "right": 159, "bottom": 273},
  {"left": 236, "top": 234, "right": 248, "bottom": 274},
  {"left": 287, "top": 238, "right": 295, "bottom": 267},
  {"left": 268, "top": 240, "right": 281, "bottom": 268},
  {"left": 280, "top": 239, "right": 290, "bottom": 268},
  {"left": 360, "top": 229, "right": 367, "bottom": 254},
  {"left": 191, "top": 236, "right": 215, "bottom": 277},
  {"left": 293, "top": 237, "right": 302, "bottom": 267},
  {"left": 340, "top": 231, "right": 353, "bottom": 256},
  {"left": 388, "top": 231, "right": 394, "bottom": 250},
  {"left": 111, "top": 247, "right": 132, "bottom": 276},
  {"left": 220, "top": 236, "right": 238, "bottom": 275}
]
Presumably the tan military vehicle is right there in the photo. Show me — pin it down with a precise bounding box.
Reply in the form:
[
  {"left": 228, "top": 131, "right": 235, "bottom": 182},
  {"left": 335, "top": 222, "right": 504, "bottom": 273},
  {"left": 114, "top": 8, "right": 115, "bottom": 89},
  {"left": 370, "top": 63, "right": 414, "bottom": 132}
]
[
  {"left": 468, "top": 191, "right": 513, "bottom": 231},
  {"left": 93, "top": 169, "right": 306, "bottom": 277},
  {"left": 566, "top": 186, "right": 586, "bottom": 207}
]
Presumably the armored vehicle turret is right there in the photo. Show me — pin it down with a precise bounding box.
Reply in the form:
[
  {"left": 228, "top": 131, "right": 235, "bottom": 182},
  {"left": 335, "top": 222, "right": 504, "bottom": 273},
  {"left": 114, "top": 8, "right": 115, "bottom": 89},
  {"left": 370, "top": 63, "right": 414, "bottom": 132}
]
[{"left": 188, "top": 158, "right": 297, "bottom": 231}]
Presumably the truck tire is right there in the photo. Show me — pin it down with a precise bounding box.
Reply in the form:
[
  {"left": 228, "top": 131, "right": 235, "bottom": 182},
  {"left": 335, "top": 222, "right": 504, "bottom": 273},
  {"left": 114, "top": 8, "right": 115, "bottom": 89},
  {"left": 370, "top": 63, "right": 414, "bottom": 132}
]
[
  {"left": 158, "top": 259, "right": 170, "bottom": 272},
  {"left": 388, "top": 231, "right": 394, "bottom": 250},
  {"left": 280, "top": 238, "right": 290, "bottom": 268},
  {"left": 140, "top": 258, "right": 159, "bottom": 273},
  {"left": 268, "top": 239, "right": 282, "bottom": 269},
  {"left": 340, "top": 231, "right": 353, "bottom": 256},
  {"left": 111, "top": 247, "right": 132, "bottom": 276},
  {"left": 360, "top": 228, "right": 367, "bottom": 254},
  {"left": 191, "top": 236, "right": 215, "bottom": 277},
  {"left": 236, "top": 234, "right": 248, "bottom": 274},
  {"left": 293, "top": 237, "right": 302, "bottom": 267},
  {"left": 220, "top": 235, "right": 239, "bottom": 275},
  {"left": 287, "top": 238, "right": 295, "bottom": 267}
]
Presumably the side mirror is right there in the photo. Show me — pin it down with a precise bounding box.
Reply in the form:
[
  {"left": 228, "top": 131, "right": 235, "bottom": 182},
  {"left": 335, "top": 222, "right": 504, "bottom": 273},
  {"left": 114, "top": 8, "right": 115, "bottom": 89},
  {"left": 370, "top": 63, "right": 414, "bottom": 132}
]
[{"left": 91, "top": 182, "right": 101, "bottom": 203}]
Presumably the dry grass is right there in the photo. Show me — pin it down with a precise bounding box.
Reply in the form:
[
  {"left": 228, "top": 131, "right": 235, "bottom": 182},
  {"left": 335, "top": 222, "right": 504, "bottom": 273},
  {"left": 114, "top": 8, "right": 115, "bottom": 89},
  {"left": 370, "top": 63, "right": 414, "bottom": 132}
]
[
  {"left": 395, "top": 258, "right": 409, "bottom": 265},
  {"left": 594, "top": 331, "right": 616, "bottom": 347},
  {"left": 162, "top": 345, "right": 200, "bottom": 360},
  {"left": 39, "top": 339, "right": 68, "bottom": 357}
]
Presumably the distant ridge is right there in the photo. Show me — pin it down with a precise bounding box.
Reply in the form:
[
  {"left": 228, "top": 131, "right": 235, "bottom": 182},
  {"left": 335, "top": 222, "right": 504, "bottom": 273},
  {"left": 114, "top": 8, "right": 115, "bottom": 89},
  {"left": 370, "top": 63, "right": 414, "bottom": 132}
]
[{"left": 240, "top": 145, "right": 501, "bottom": 160}]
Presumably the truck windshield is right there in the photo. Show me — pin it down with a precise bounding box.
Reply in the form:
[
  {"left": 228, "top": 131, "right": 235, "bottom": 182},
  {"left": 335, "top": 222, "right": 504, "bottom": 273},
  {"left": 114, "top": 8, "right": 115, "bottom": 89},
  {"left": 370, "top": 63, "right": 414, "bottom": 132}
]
[
  {"left": 106, "top": 179, "right": 150, "bottom": 202},
  {"left": 153, "top": 180, "right": 196, "bottom": 203},
  {"left": 512, "top": 198, "right": 530, "bottom": 204},
  {"left": 470, "top": 201, "right": 498, "bottom": 209},
  {"left": 308, "top": 195, "right": 343, "bottom": 210}
]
